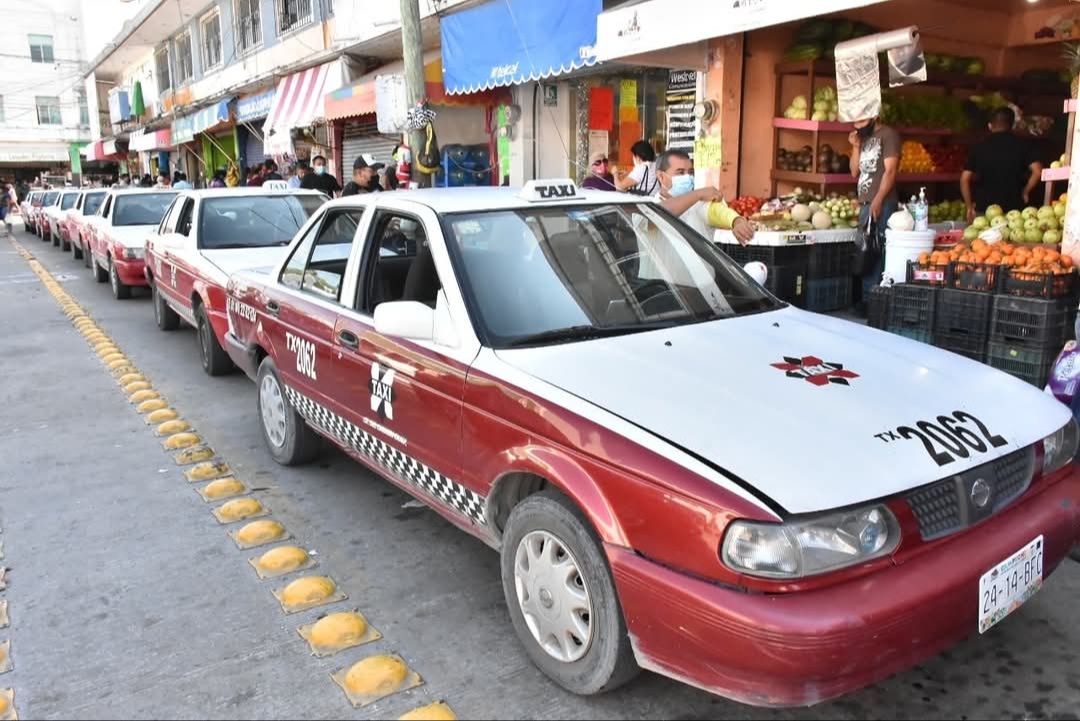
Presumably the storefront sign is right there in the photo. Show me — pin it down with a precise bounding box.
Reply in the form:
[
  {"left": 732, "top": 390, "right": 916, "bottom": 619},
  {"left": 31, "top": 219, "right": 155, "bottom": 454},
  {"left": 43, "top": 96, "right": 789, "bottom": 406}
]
[
  {"left": 237, "top": 90, "right": 276, "bottom": 123},
  {"left": 0, "top": 144, "right": 71, "bottom": 162},
  {"left": 694, "top": 136, "right": 722, "bottom": 170},
  {"left": 588, "top": 87, "right": 614, "bottom": 130},
  {"left": 620, "top": 80, "right": 637, "bottom": 109},
  {"left": 666, "top": 70, "right": 697, "bottom": 157},
  {"left": 588, "top": 130, "right": 609, "bottom": 162}
]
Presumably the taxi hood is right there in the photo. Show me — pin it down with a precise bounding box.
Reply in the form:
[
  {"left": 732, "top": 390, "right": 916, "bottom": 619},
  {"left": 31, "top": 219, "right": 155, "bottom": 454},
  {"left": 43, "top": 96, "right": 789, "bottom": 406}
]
[
  {"left": 495, "top": 306, "right": 1071, "bottom": 515},
  {"left": 108, "top": 225, "right": 157, "bottom": 247},
  {"left": 201, "top": 247, "right": 287, "bottom": 279}
]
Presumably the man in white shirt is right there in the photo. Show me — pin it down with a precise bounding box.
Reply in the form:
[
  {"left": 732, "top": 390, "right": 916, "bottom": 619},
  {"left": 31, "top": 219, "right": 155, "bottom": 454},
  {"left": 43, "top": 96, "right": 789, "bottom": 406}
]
[{"left": 656, "top": 150, "right": 754, "bottom": 245}]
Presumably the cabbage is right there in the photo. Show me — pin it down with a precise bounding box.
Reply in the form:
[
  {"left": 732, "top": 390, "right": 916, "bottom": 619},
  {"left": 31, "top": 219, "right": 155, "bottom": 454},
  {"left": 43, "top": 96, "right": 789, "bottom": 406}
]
[
  {"left": 792, "top": 95, "right": 808, "bottom": 110},
  {"left": 888, "top": 209, "right": 915, "bottom": 231}
]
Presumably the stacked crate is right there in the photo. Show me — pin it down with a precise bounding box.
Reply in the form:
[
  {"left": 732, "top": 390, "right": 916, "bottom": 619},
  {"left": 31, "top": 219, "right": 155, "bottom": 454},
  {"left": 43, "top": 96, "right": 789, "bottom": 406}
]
[
  {"left": 886, "top": 285, "right": 938, "bottom": 344},
  {"left": 804, "top": 242, "right": 854, "bottom": 312},
  {"left": 933, "top": 289, "right": 993, "bottom": 362},
  {"left": 987, "top": 296, "right": 1076, "bottom": 386},
  {"left": 721, "top": 244, "right": 809, "bottom": 307}
]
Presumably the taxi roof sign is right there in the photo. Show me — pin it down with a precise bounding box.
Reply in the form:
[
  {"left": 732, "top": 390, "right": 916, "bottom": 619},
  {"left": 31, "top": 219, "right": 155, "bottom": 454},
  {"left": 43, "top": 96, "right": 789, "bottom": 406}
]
[
  {"left": 520, "top": 179, "right": 578, "bottom": 202},
  {"left": 263, "top": 180, "right": 289, "bottom": 191}
]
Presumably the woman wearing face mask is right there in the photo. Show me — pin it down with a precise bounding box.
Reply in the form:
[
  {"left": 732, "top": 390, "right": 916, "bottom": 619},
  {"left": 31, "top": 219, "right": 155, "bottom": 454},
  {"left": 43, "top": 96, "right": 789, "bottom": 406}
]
[
  {"left": 656, "top": 149, "right": 754, "bottom": 245},
  {"left": 614, "top": 140, "right": 660, "bottom": 196},
  {"left": 581, "top": 151, "right": 616, "bottom": 191},
  {"left": 849, "top": 116, "right": 900, "bottom": 303},
  {"left": 300, "top": 154, "right": 343, "bottom": 197}
]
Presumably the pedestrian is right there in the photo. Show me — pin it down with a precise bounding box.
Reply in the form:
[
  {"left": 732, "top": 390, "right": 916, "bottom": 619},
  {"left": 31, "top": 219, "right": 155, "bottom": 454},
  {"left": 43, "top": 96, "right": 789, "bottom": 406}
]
[
  {"left": 117, "top": 174, "right": 131, "bottom": 188},
  {"left": 140, "top": 174, "right": 154, "bottom": 188},
  {"left": 849, "top": 115, "right": 900, "bottom": 302},
  {"left": 262, "top": 159, "right": 283, "bottom": 181},
  {"left": 962, "top": 107, "right": 1042, "bottom": 218},
  {"left": 342, "top": 155, "right": 381, "bottom": 196},
  {"left": 209, "top": 169, "right": 227, "bottom": 188},
  {"left": 655, "top": 149, "right": 754, "bottom": 245},
  {"left": 246, "top": 165, "right": 264, "bottom": 187},
  {"left": 300, "top": 154, "right": 342, "bottom": 196},
  {"left": 580, "top": 151, "right": 616, "bottom": 191},
  {"left": 156, "top": 172, "right": 171, "bottom": 188},
  {"left": 613, "top": 140, "right": 660, "bottom": 196},
  {"left": 287, "top": 160, "right": 308, "bottom": 189},
  {"left": 173, "top": 173, "right": 193, "bottom": 190},
  {"left": 1, "top": 180, "right": 16, "bottom": 235}
]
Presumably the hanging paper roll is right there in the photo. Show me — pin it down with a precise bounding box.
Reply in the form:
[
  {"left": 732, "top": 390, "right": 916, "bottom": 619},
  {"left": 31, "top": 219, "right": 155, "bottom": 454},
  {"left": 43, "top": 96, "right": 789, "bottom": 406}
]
[{"left": 835, "top": 26, "right": 925, "bottom": 122}]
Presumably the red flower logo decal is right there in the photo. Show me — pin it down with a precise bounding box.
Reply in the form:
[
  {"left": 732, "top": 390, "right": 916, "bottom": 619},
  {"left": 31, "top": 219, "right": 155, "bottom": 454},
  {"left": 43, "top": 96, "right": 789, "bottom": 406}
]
[{"left": 771, "top": 355, "right": 859, "bottom": 387}]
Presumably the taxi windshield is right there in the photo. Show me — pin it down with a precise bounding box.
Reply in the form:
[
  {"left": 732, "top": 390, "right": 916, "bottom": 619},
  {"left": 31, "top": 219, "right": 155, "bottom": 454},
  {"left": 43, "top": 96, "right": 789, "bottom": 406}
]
[
  {"left": 443, "top": 203, "right": 779, "bottom": 348},
  {"left": 113, "top": 193, "right": 176, "bottom": 226},
  {"left": 198, "top": 195, "right": 325, "bottom": 249},
  {"left": 82, "top": 193, "right": 105, "bottom": 216},
  {"left": 42, "top": 192, "right": 59, "bottom": 205},
  {"left": 60, "top": 194, "right": 78, "bottom": 210}
]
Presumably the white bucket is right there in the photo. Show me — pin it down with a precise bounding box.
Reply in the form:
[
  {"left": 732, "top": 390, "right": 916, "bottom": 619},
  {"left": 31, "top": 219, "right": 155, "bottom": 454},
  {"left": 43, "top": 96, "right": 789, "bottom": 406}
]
[{"left": 884, "top": 229, "right": 936, "bottom": 284}]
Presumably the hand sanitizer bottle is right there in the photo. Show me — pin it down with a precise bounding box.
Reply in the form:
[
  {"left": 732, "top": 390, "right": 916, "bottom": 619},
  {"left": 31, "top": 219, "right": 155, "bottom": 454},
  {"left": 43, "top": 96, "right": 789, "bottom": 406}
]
[{"left": 913, "top": 187, "right": 929, "bottom": 231}]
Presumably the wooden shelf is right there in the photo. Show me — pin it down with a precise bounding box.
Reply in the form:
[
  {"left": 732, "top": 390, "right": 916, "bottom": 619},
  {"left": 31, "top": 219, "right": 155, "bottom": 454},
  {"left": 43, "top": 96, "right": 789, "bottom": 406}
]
[
  {"left": 774, "top": 59, "right": 1067, "bottom": 95},
  {"left": 1042, "top": 166, "right": 1070, "bottom": 182},
  {"left": 773, "top": 118, "right": 958, "bottom": 135},
  {"left": 772, "top": 170, "right": 962, "bottom": 185}
]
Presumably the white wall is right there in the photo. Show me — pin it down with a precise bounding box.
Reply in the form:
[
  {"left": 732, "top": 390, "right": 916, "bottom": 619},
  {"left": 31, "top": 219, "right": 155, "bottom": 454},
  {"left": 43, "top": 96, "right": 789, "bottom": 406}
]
[
  {"left": 433, "top": 106, "right": 489, "bottom": 146},
  {"left": 80, "top": 0, "right": 154, "bottom": 64},
  {"left": 508, "top": 81, "right": 574, "bottom": 186},
  {"left": 334, "top": 0, "right": 472, "bottom": 46}
]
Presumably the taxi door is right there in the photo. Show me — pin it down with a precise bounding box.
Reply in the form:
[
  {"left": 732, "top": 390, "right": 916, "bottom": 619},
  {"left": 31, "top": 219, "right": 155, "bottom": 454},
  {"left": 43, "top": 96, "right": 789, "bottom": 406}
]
[
  {"left": 149, "top": 197, "right": 193, "bottom": 322},
  {"left": 328, "top": 206, "right": 485, "bottom": 528}
]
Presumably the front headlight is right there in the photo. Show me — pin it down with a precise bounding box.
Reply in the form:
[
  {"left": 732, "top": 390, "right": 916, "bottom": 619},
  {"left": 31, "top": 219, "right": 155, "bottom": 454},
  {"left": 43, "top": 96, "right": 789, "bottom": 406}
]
[
  {"left": 122, "top": 246, "right": 144, "bottom": 260},
  {"left": 1043, "top": 417, "right": 1079, "bottom": 475},
  {"left": 721, "top": 504, "right": 901, "bottom": 579}
]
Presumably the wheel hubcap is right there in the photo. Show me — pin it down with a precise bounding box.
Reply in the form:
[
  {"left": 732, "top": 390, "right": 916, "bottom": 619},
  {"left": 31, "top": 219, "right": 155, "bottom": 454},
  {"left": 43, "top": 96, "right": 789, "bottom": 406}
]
[
  {"left": 259, "top": 374, "right": 288, "bottom": 448},
  {"left": 514, "top": 530, "right": 593, "bottom": 663},
  {"left": 110, "top": 263, "right": 118, "bottom": 292},
  {"left": 200, "top": 319, "right": 211, "bottom": 362}
]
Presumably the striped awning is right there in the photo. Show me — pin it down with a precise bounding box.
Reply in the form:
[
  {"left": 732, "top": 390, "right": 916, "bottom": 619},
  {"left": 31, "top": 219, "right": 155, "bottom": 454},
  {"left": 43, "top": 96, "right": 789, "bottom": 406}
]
[
  {"left": 130, "top": 128, "right": 173, "bottom": 152},
  {"left": 172, "top": 98, "right": 233, "bottom": 145},
  {"left": 263, "top": 62, "right": 334, "bottom": 155}
]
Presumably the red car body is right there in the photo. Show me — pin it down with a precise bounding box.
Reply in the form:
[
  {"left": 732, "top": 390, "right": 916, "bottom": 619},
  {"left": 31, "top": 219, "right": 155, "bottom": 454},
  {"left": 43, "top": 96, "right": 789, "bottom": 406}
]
[
  {"left": 86, "top": 189, "right": 177, "bottom": 292},
  {"left": 62, "top": 190, "right": 108, "bottom": 257}
]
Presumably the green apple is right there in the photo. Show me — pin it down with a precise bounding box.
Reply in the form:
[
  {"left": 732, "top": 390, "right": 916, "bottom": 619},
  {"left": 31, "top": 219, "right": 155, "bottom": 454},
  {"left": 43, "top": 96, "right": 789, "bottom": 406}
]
[
  {"left": 991, "top": 215, "right": 1009, "bottom": 228},
  {"left": 1006, "top": 209, "right": 1022, "bottom": 222},
  {"left": 1038, "top": 205, "right": 1056, "bottom": 220},
  {"left": 1024, "top": 217, "right": 1040, "bottom": 231},
  {"left": 963, "top": 226, "right": 979, "bottom": 241},
  {"left": 986, "top": 204, "right": 1004, "bottom": 219},
  {"left": 1043, "top": 229, "right": 1061, "bottom": 244},
  {"left": 1055, "top": 203, "right": 1067, "bottom": 218},
  {"left": 1022, "top": 206, "right": 1039, "bottom": 220},
  {"left": 1025, "top": 228, "right": 1044, "bottom": 243},
  {"left": 1039, "top": 216, "right": 1059, "bottom": 232},
  {"left": 998, "top": 228, "right": 1012, "bottom": 242},
  {"left": 972, "top": 216, "right": 990, "bottom": 230},
  {"left": 1008, "top": 218, "right": 1025, "bottom": 234},
  {"left": 1052, "top": 161, "right": 1063, "bottom": 169}
]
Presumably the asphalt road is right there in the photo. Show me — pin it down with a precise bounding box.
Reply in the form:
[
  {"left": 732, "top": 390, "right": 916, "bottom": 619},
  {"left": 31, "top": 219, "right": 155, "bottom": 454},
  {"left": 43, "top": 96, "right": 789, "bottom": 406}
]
[{"left": 2, "top": 216, "right": 1079, "bottom": 721}]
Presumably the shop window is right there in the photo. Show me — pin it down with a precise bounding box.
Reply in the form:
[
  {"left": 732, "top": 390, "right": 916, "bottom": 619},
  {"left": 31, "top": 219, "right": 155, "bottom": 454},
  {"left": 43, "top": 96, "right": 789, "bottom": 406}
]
[
  {"left": 597, "top": 69, "right": 671, "bottom": 171},
  {"left": 278, "top": 0, "right": 313, "bottom": 35},
  {"left": 235, "top": 0, "right": 262, "bottom": 53},
  {"left": 175, "top": 32, "right": 194, "bottom": 85},
  {"left": 28, "top": 34, "right": 54, "bottom": 64},
  {"left": 201, "top": 10, "right": 223, "bottom": 70},
  {"left": 76, "top": 90, "right": 88, "bottom": 127},
  {"left": 35, "top": 96, "right": 62, "bottom": 126},
  {"left": 155, "top": 48, "right": 171, "bottom": 92}
]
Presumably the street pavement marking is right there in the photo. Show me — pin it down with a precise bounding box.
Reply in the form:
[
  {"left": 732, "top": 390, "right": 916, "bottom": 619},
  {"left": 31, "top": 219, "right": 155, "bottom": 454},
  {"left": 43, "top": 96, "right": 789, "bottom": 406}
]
[
  {"left": 0, "top": 641, "right": 12, "bottom": 675},
  {"left": 0, "top": 688, "right": 16, "bottom": 720},
  {"left": 183, "top": 460, "right": 231, "bottom": 482},
  {"left": 174, "top": 446, "right": 216, "bottom": 465},
  {"left": 297, "top": 610, "right": 380, "bottom": 657},
  {"left": 162, "top": 432, "right": 201, "bottom": 450},
  {"left": 212, "top": 498, "right": 268, "bottom": 524},
  {"left": 273, "top": 576, "right": 347, "bottom": 614},
  {"left": 230, "top": 520, "right": 290, "bottom": 549},
  {"left": 118, "top": 372, "right": 146, "bottom": 386},
  {"left": 0, "top": 569, "right": 8, "bottom": 592},
  {"left": 145, "top": 408, "right": 179, "bottom": 424},
  {"left": 399, "top": 701, "right": 458, "bottom": 720},
  {"left": 129, "top": 390, "right": 161, "bottom": 404},
  {"left": 154, "top": 420, "right": 192, "bottom": 437},
  {"left": 123, "top": 381, "right": 152, "bottom": 393},
  {"left": 0, "top": 601, "right": 7, "bottom": 629},
  {"left": 250, "top": 545, "right": 316, "bottom": 580},
  {"left": 331, "top": 654, "right": 423, "bottom": 708},
  {"left": 196, "top": 478, "right": 247, "bottom": 502}
]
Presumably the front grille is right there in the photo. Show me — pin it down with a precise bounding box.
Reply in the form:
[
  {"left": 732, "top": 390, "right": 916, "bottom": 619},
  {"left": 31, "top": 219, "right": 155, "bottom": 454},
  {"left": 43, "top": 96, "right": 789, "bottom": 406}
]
[{"left": 905, "top": 445, "right": 1035, "bottom": 541}]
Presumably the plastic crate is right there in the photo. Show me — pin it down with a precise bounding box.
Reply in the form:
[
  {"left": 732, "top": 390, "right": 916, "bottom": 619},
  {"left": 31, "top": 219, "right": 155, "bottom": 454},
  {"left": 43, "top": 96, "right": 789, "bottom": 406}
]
[
  {"left": 990, "top": 295, "right": 1073, "bottom": 348},
  {"left": 887, "top": 284, "right": 938, "bottom": 332},
  {"left": 986, "top": 340, "right": 1058, "bottom": 387},
  {"left": 887, "top": 326, "right": 932, "bottom": 344},
  {"left": 720, "top": 243, "right": 810, "bottom": 268},
  {"left": 807, "top": 242, "right": 853, "bottom": 279},
  {"left": 935, "top": 288, "right": 992, "bottom": 338},
  {"left": 804, "top": 276, "right": 852, "bottom": 312},
  {"left": 1001, "top": 267, "right": 1079, "bottom": 299},
  {"left": 867, "top": 285, "right": 891, "bottom": 330},
  {"left": 950, "top": 261, "right": 1004, "bottom": 293},
  {"left": 933, "top": 329, "right": 986, "bottom": 362},
  {"left": 906, "top": 260, "right": 949, "bottom": 287},
  {"left": 758, "top": 262, "right": 807, "bottom": 306}
]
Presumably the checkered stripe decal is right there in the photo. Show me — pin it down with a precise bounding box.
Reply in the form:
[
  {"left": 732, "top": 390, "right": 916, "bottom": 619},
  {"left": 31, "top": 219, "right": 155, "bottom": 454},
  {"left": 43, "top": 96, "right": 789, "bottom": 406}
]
[{"left": 283, "top": 385, "right": 487, "bottom": 526}]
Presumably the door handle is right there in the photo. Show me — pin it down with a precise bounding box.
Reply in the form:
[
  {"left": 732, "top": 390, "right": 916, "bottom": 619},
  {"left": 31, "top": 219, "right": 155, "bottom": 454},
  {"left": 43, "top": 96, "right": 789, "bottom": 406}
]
[
  {"left": 265, "top": 299, "right": 280, "bottom": 315},
  {"left": 337, "top": 329, "right": 359, "bottom": 349}
]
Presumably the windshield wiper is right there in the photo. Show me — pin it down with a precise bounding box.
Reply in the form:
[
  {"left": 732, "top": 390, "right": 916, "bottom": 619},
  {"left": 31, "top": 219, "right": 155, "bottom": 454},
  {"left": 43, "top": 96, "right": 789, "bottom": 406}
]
[{"left": 507, "top": 321, "right": 675, "bottom": 348}]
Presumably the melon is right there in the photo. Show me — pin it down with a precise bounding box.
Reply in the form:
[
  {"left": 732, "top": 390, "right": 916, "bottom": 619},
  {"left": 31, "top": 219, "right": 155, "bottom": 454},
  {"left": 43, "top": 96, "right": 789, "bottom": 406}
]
[
  {"left": 811, "top": 210, "right": 832, "bottom": 229},
  {"left": 791, "top": 204, "right": 813, "bottom": 223}
]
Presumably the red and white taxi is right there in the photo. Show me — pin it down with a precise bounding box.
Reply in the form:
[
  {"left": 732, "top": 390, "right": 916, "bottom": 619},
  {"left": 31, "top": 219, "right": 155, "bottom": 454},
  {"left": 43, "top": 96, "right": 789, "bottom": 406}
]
[
  {"left": 145, "top": 188, "right": 327, "bottom": 375},
  {"left": 224, "top": 181, "right": 1080, "bottom": 707},
  {"left": 86, "top": 189, "right": 177, "bottom": 300},
  {"left": 20, "top": 191, "right": 44, "bottom": 235},
  {"left": 61, "top": 189, "right": 108, "bottom": 260},
  {"left": 43, "top": 189, "right": 80, "bottom": 248},
  {"left": 32, "top": 190, "right": 60, "bottom": 240}
]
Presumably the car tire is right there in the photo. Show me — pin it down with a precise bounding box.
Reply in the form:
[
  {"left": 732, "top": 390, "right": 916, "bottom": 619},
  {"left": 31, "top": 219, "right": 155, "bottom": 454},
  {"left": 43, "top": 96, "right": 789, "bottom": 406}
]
[
  {"left": 256, "top": 356, "right": 320, "bottom": 465},
  {"left": 196, "top": 304, "right": 233, "bottom": 376},
  {"left": 61, "top": 232, "right": 71, "bottom": 252},
  {"left": 81, "top": 238, "right": 91, "bottom": 267},
  {"left": 51, "top": 229, "right": 59, "bottom": 247},
  {"left": 500, "top": 491, "right": 639, "bottom": 696},
  {"left": 1071, "top": 545, "right": 1080, "bottom": 563},
  {"left": 91, "top": 252, "right": 108, "bottom": 282},
  {"left": 72, "top": 236, "right": 83, "bottom": 260},
  {"left": 109, "top": 258, "right": 131, "bottom": 300},
  {"left": 153, "top": 284, "right": 180, "bottom": 331}
]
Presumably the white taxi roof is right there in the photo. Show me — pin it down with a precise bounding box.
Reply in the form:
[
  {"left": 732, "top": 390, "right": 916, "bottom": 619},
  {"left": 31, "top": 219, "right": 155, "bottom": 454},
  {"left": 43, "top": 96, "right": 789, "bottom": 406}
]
[
  {"left": 176, "top": 188, "right": 327, "bottom": 199},
  {"left": 324, "top": 184, "right": 647, "bottom": 215}
]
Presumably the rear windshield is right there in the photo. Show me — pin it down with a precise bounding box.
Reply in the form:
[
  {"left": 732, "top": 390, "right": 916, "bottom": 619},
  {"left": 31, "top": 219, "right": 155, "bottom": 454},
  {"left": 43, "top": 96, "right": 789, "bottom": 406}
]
[
  {"left": 113, "top": 193, "right": 176, "bottom": 227},
  {"left": 42, "top": 192, "right": 59, "bottom": 205},
  {"left": 82, "top": 193, "right": 105, "bottom": 216},
  {"left": 30, "top": 193, "right": 42, "bottom": 203},
  {"left": 198, "top": 195, "right": 326, "bottom": 249},
  {"left": 60, "top": 194, "right": 78, "bottom": 210}
]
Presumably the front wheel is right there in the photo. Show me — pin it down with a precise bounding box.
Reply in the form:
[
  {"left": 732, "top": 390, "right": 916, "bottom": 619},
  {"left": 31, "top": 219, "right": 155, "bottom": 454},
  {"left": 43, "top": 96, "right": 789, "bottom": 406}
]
[
  {"left": 197, "top": 304, "right": 233, "bottom": 376},
  {"left": 92, "top": 252, "right": 108, "bottom": 282},
  {"left": 72, "top": 236, "right": 83, "bottom": 260},
  {"left": 500, "top": 491, "right": 639, "bottom": 696},
  {"left": 109, "top": 259, "right": 131, "bottom": 299},
  {"left": 153, "top": 284, "right": 180, "bottom": 331},
  {"left": 61, "top": 231, "right": 71, "bottom": 252},
  {"left": 51, "top": 229, "right": 59, "bottom": 247},
  {"left": 256, "top": 356, "right": 320, "bottom": 465}
]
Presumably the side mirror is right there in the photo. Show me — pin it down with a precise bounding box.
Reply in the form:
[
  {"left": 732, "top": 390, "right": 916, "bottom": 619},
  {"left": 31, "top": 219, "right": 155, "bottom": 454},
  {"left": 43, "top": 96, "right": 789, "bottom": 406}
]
[{"left": 374, "top": 301, "right": 435, "bottom": 342}]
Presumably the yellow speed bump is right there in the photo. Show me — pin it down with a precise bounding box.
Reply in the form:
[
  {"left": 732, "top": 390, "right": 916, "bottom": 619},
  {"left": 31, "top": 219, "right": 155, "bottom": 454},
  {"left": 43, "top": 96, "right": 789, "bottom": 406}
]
[
  {"left": 130, "top": 390, "right": 161, "bottom": 404},
  {"left": 184, "top": 461, "right": 230, "bottom": 482},
  {"left": 102, "top": 352, "right": 126, "bottom": 364},
  {"left": 0, "top": 641, "right": 12, "bottom": 675},
  {"left": 274, "top": 575, "right": 346, "bottom": 614},
  {"left": 399, "top": 702, "right": 457, "bottom": 721},
  {"left": 108, "top": 358, "right": 131, "bottom": 370},
  {"left": 250, "top": 545, "right": 316, "bottom": 580},
  {"left": 332, "top": 654, "right": 422, "bottom": 708},
  {"left": 136, "top": 398, "right": 168, "bottom": 414},
  {"left": 163, "top": 432, "right": 201, "bottom": 450},
  {"left": 298, "top": 610, "right": 379, "bottom": 657},
  {"left": 97, "top": 346, "right": 120, "bottom": 358},
  {"left": 145, "top": 408, "right": 177, "bottom": 424},
  {"left": 196, "top": 477, "right": 246, "bottom": 502},
  {"left": 174, "top": 446, "right": 215, "bottom": 465},
  {"left": 0, "top": 687, "right": 15, "bottom": 721},
  {"left": 0, "top": 602, "right": 7, "bottom": 630},
  {"left": 119, "top": 372, "right": 146, "bottom": 386},
  {"left": 124, "top": 381, "right": 152, "bottom": 393},
  {"left": 155, "top": 419, "right": 191, "bottom": 437},
  {"left": 212, "top": 497, "right": 267, "bottom": 524},
  {"left": 229, "top": 519, "right": 288, "bottom": 549},
  {"left": 110, "top": 365, "right": 137, "bottom": 378}
]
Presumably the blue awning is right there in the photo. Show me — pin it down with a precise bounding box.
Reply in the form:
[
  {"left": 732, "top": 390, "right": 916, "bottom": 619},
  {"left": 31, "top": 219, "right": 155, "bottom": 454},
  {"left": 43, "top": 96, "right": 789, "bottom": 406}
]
[
  {"left": 171, "top": 98, "right": 233, "bottom": 144},
  {"left": 440, "top": 0, "right": 601, "bottom": 95}
]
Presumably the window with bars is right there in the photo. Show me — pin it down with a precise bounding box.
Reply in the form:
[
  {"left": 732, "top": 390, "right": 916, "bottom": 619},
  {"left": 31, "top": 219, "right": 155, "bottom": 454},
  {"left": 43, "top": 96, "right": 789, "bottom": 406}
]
[
  {"left": 155, "top": 48, "right": 171, "bottom": 91},
  {"left": 278, "top": 0, "right": 313, "bottom": 34},
  {"left": 35, "top": 96, "right": 62, "bottom": 125},
  {"left": 28, "top": 34, "right": 54, "bottom": 63},
  {"left": 77, "top": 90, "right": 88, "bottom": 126},
  {"left": 235, "top": 0, "right": 262, "bottom": 54},
  {"left": 201, "top": 10, "right": 223, "bottom": 69},
  {"left": 175, "top": 31, "right": 194, "bottom": 85}
]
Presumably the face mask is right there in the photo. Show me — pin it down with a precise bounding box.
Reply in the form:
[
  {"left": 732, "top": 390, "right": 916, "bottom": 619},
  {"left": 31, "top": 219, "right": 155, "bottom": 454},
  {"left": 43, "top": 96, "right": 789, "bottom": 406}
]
[
  {"left": 856, "top": 122, "right": 876, "bottom": 141},
  {"left": 314, "top": 165, "right": 326, "bottom": 175},
  {"left": 669, "top": 174, "right": 695, "bottom": 197}
]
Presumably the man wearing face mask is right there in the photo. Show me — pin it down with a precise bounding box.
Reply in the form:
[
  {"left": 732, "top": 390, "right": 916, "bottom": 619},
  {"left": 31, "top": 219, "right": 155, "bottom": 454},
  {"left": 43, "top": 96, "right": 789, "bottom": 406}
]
[
  {"left": 300, "top": 154, "right": 342, "bottom": 196},
  {"left": 849, "top": 116, "right": 900, "bottom": 296},
  {"left": 657, "top": 150, "right": 754, "bottom": 245}
]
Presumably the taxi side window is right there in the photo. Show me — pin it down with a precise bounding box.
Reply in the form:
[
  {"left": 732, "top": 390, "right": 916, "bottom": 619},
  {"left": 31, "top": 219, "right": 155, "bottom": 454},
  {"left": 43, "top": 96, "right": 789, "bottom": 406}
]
[
  {"left": 100, "top": 196, "right": 112, "bottom": 218},
  {"left": 176, "top": 199, "right": 194, "bottom": 236},
  {"left": 280, "top": 208, "right": 363, "bottom": 302},
  {"left": 159, "top": 198, "right": 180, "bottom": 235},
  {"left": 361, "top": 211, "right": 435, "bottom": 313}
]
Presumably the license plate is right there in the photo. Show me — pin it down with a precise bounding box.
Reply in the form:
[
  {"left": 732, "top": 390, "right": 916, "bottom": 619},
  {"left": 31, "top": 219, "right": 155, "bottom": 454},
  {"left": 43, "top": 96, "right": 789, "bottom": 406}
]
[{"left": 978, "top": 535, "right": 1044, "bottom": 634}]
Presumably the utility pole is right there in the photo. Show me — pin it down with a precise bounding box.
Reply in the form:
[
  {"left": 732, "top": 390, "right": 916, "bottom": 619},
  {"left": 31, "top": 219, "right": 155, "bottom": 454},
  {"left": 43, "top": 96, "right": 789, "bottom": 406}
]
[{"left": 400, "top": 0, "right": 426, "bottom": 187}]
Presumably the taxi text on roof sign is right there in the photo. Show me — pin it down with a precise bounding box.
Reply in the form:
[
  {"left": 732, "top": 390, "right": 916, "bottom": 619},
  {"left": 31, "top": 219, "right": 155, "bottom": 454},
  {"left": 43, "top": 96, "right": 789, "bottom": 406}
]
[{"left": 520, "top": 179, "right": 578, "bottom": 202}]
